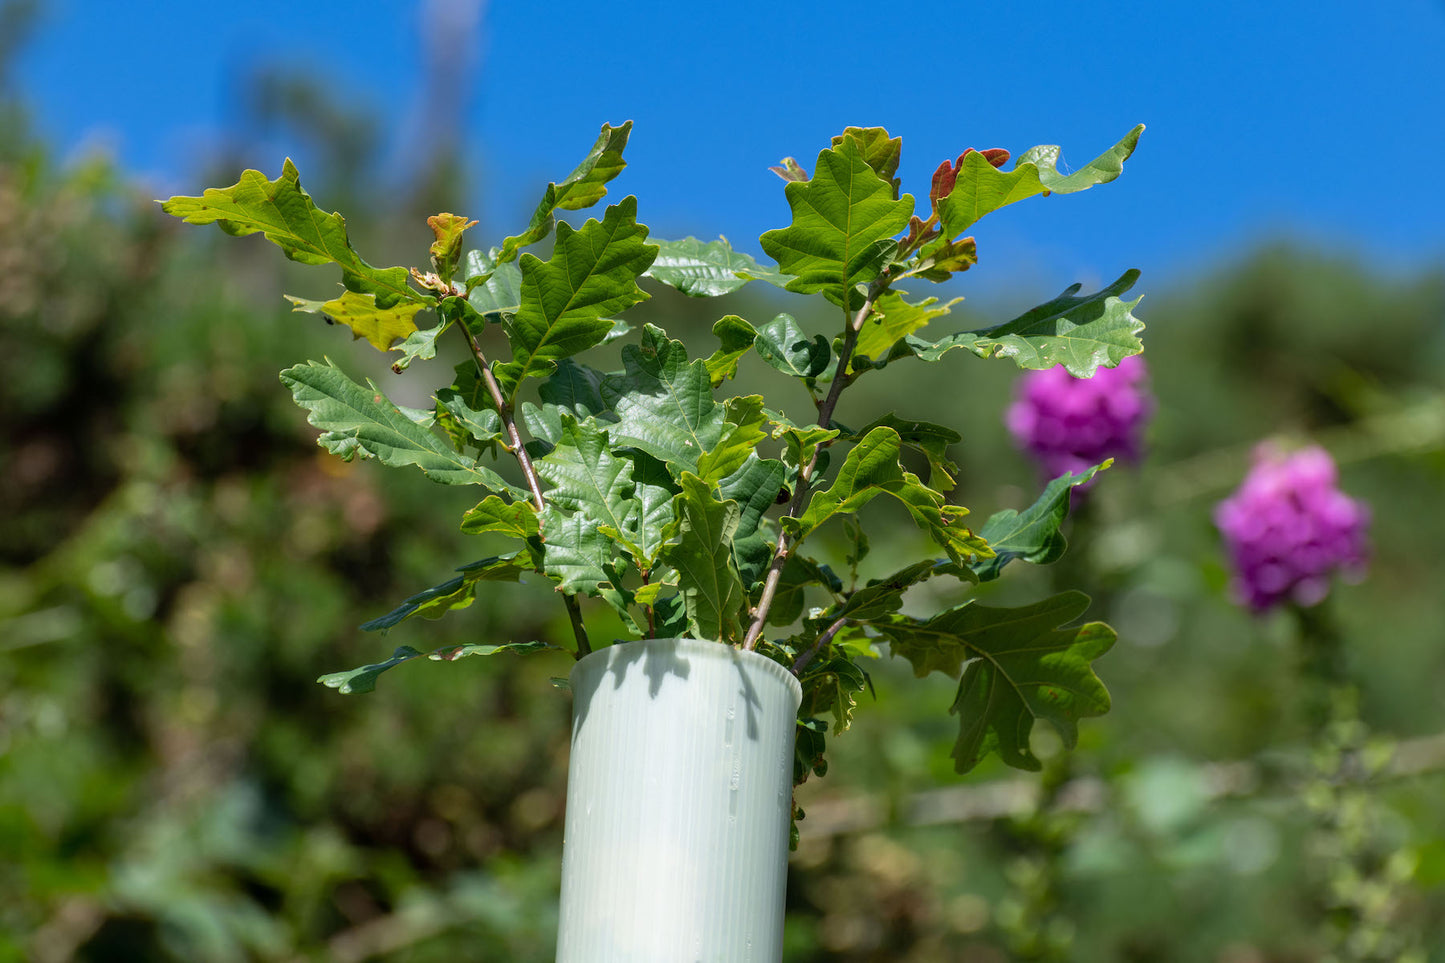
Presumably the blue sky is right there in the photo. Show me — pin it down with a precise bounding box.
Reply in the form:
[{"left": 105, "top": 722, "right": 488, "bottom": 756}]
[{"left": 14, "top": 0, "right": 1445, "bottom": 305}]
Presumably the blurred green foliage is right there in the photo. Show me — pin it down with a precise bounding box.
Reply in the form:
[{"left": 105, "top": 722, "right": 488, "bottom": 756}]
[{"left": 4, "top": 21, "right": 1445, "bottom": 958}]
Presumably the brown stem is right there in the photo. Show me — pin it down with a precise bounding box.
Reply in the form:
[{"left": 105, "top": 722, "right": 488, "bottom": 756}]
[
  {"left": 792, "top": 616, "right": 848, "bottom": 676},
  {"left": 741, "top": 278, "right": 888, "bottom": 651},
  {"left": 454, "top": 307, "right": 592, "bottom": 657}
]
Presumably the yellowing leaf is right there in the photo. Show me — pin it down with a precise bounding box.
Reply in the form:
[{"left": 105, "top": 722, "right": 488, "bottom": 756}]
[
  {"left": 284, "top": 290, "right": 428, "bottom": 352},
  {"left": 428, "top": 212, "right": 478, "bottom": 283},
  {"left": 161, "top": 158, "right": 424, "bottom": 310}
]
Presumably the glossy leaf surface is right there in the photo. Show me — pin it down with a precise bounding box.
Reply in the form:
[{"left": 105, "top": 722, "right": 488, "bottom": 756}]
[
  {"left": 609, "top": 326, "right": 726, "bottom": 473},
  {"left": 494, "top": 198, "right": 655, "bottom": 405},
  {"left": 939, "top": 124, "right": 1143, "bottom": 237},
  {"left": 645, "top": 237, "right": 779, "bottom": 297},
  {"left": 760, "top": 139, "right": 914, "bottom": 309},
  {"left": 904, "top": 270, "right": 1145, "bottom": 377}
]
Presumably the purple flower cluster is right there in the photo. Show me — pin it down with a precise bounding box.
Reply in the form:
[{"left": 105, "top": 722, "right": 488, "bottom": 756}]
[
  {"left": 1005, "top": 355, "right": 1151, "bottom": 479},
  {"left": 1214, "top": 444, "right": 1370, "bottom": 611}
]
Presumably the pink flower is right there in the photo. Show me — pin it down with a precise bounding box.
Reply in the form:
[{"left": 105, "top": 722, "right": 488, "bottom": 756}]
[
  {"left": 1214, "top": 444, "right": 1370, "bottom": 611},
  {"left": 1005, "top": 356, "right": 1151, "bottom": 480}
]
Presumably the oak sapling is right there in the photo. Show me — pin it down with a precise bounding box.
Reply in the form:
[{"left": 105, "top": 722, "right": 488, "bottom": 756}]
[{"left": 162, "top": 119, "right": 1147, "bottom": 807}]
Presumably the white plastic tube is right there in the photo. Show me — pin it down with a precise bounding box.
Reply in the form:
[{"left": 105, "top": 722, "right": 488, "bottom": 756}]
[{"left": 555, "top": 638, "right": 802, "bottom": 963}]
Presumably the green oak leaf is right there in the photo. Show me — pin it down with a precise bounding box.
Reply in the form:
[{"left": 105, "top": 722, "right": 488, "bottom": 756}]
[
  {"left": 319, "top": 639, "right": 550, "bottom": 694},
  {"left": 540, "top": 507, "right": 615, "bottom": 594},
  {"left": 768, "top": 409, "right": 840, "bottom": 477},
  {"left": 703, "top": 315, "right": 757, "bottom": 386},
  {"left": 283, "top": 289, "right": 429, "bottom": 353},
  {"left": 717, "top": 454, "right": 787, "bottom": 585},
  {"left": 460, "top": 496, "right": 543, "bottom": 566},
  {"left": 620, "top": 450, "right": 677, "bottom": 567},
  {"left": 280, "top": 360, "right": 526, "bottom": 493},
  {"left": 850, "top": 414, "right": 961, "bottom": 490},
  {"left": 463, "top": 249, "right": 524, "bottom": 318},
  {"left": 161, "top": 159, "right": 424, "bottom": 310},
  {"left": 783, "top": 426, "right": 990, "bottom": 565},
  {"left": 798, "top": 656, "right": 868, "bottom": 734},
  {"left": 435, "top": 385, "right": 504, "bottom": 450},
  {"left": 494, "top": 197, "right": 657, "bottom": 405},
  {"left": 971, "top": 462, "right": 1109, "bottom": 581},
  {"left": 392, "top": 321, "right": 451, "bottom": 373},
  {"left": 519, "top": 402, "right": 570, "bottom": 455},
  {"left": 658, "top": 473, "right": 745, "bottom": 643},
  {"left": 794, "top": 717, "right": 829, "bottom": 782},
  {"left": 533, "top": 414, "right": 638, "bottom": 546},
  {"left": 608, "top": 325, "right": 726, "bottom": 473},
  {"left": 760, "top": 139, "right": 914, "bottom": 309},
  {"left": 359, "top": 555, "right": 530, "bottom": 632},
  {"left": 538, "top": 358, "right": 613, "bottom": 419},
  {"left": 498, "top": 121, "right": 632, "bottom": 263},
  {"left": 645, "top": 237, "right": 780, "bottom": 297},
  {"left": 904, "top": 270, "right": 1145, "bottom": 378},
  {"left": 939, "top": 125, "right": 1143, "bottom": 238},
  {"left": 696, "top": 395, "right": 769, "bottom": 482},
  {"left": 318, "top": 646, "right": 422, "bottom": 694},
  {"left": 851, "top": 292, "right": 961, "bottom": 372},
  {"left": 830, "top": 126, "right": 902, "bottom": 195},
  {"left": 428, "top": 641, "right": 552, "bottom": 662},
  {"left": 754, "top": 313, "right": 831, "bottom": 380},
  {"left": 832, "top": 559, "right": 941, "bottom": 622},
  {"left": 904, "top": 236, "right": 978, "bottom": 283},
  {"left": 876, "top": 591, "right": 1115, "bottom": 773}
]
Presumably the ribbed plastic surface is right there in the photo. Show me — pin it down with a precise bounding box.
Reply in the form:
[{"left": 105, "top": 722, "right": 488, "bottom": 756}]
[{"left": 555, "top": 639, "right": 802, "bottom": 963}]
